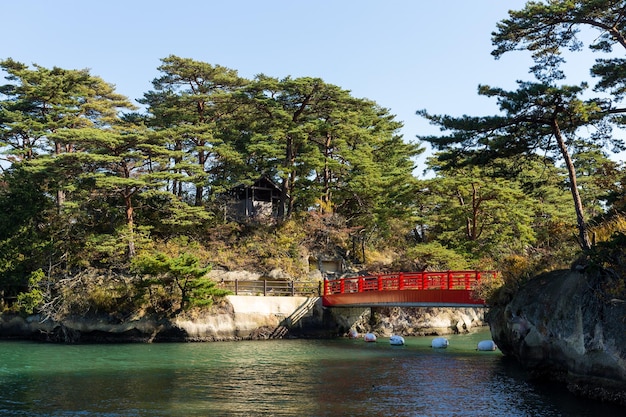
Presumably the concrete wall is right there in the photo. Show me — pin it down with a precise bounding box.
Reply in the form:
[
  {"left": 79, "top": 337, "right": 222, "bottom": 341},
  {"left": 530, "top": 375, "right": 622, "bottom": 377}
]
[{"left": 223, "top": 295, "right": 322, "bottom": 337}]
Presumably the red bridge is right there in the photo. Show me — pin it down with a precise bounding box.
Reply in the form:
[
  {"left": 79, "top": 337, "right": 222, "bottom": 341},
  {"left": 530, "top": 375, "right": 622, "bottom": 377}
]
[{"left": 322, "top": 270, "right": 496, "bottom": 308}]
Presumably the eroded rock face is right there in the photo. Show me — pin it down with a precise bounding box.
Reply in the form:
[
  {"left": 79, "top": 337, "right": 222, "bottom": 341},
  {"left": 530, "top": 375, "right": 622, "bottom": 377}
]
[
  {"left": 334, "top": 306, "right": 486, "bottom": 337},
  {"left": 0, "top": 297, "right": 331, "bottom": 343},
  {"left": 487, "top": 269, "right": 626, "bottom": 405}
]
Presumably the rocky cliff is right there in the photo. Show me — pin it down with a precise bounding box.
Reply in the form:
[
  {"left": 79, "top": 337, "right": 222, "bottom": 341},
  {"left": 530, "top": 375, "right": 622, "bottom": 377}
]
[{"left": 487, "top": 269, "right": 626, "bottom": 404}]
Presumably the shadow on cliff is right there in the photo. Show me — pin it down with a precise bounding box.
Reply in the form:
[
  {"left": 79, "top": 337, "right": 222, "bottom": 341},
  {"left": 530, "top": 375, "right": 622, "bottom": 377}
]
[{"left": 487, "top": 267, "right": 626, "bottom": 405}]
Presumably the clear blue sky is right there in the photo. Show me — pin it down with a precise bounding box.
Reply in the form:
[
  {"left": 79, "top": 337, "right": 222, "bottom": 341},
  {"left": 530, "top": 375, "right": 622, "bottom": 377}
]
[{"left": 3, "top": 1, "right": 620, "bottom": 175}]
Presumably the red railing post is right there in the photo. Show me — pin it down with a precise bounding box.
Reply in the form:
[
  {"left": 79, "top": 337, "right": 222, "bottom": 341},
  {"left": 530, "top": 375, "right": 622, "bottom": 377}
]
[
  {"left": 358, "top": 277, "right": 364, "bottom": 292},
  {"left": 323, "top": 279, "right": 329, "bottom": 296},
  {"left": 378, "top": 275, "right": 383, "bottom": 291},
  {"left": 399, "top": 272, "right": 404, "bottom": 290},
  {"left": 465, "top": 272, "right": 470, "bottom": 290},
  {"left": 447, "top": 271, "right": 452, "bottom": 290},
  {"left": 340, "top": 278, "right": 345, "bottom": 294}
]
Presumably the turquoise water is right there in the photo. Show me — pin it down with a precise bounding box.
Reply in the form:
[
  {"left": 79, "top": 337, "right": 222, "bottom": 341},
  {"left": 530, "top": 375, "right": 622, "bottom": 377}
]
[{"left": 0, "top": 330, "right": 622, "bottom": 416}]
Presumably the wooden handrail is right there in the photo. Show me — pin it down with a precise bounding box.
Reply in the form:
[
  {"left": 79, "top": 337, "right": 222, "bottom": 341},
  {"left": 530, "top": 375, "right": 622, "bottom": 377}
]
[{"left": 220, "top": 279, "right": 321, "bottom": 296}]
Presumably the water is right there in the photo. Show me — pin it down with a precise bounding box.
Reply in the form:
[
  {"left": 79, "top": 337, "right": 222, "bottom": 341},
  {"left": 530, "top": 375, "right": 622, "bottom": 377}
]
[{"left": 0, "top": 330, "right": 622, "bottom": 416}]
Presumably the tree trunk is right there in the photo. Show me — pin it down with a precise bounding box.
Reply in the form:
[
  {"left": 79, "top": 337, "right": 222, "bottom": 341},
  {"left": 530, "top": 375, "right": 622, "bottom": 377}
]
[
  {"left": 322, "top": 132, "right": 332, "bottom": 212},
  {"left": 54, "top": 142, "right": 65, "bottom": 212},
  {"left": 195, "top": 184, "right": 203, "bottom": 207},
  {"left": 173, "top": 139, "right": 183, "bottom": 198},
  {"left": 551, "top": 119, "right": 591, "bottom": 250},
  {"left": 287, "top": 169, "right": 296, "bottom": 218},
  {"left": 279, "top": 175, "right": 289, "bottom": 220},
  {"left": 195, "top": 147, "right": 206, "bottom": 206},
  {"left": 468, "top": 183, "right": 483, "bottom": 241},
  {"left": 279, "top": 135, "right": 294, "bottom": 220},
  {"left": 125, "top": 192, "right": 136, "bottom": 258}
]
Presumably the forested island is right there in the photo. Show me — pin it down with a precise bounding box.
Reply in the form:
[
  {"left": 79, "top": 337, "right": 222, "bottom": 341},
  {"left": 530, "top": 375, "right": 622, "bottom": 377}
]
[{"left": 0, "top": 0, "right": 625, "bottom": 403}]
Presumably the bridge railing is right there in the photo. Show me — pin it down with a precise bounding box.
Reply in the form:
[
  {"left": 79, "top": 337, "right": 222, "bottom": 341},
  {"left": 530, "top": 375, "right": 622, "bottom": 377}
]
[{"left": 323, "top": 270, "right": 497, "bottom": 295}]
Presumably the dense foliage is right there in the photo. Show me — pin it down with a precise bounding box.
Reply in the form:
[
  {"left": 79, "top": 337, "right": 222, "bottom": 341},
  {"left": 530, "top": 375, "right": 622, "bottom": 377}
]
[
  {"left": 0, "top": 56, "right": 425, "bottom": 317},
  {"left": 418, "top": 0, "right": 626, "bottom": 277},
  {"left": 1, "top": 1, "right": 626, "bottom": 319}
]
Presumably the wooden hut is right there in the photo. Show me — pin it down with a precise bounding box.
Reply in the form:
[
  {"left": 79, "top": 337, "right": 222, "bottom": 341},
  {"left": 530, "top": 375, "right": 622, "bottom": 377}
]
[{"left": 227, "top": 176, "right": 282, "bottom": 222}]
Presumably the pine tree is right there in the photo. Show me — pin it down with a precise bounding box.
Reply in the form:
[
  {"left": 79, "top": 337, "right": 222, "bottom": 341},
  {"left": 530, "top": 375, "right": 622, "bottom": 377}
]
[{"left": 139, "top": 55, "right": 246, "bottom": 206}]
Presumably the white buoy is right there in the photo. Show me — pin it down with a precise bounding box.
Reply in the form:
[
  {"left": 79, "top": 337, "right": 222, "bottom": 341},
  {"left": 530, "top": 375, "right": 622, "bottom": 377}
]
[
  {"left": 389, "top": 335, "right": 405, "bottom": 346},
  {"left": 477, "top": 340, "right": 498, "bottom": 351},
  {"left": 431, "top": 337, "right": 449, "bottom": 349},
  {"left": 348, "top": 329, "right": 359, "bottom": 339},
  {"left": 364, "top": 333, "right": 377, "bottom": 342}
]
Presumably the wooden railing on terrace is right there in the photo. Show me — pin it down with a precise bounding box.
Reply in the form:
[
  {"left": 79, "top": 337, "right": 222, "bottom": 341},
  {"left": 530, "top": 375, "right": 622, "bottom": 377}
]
[{"left": 219, "top": 279, "right": 322, "bottom": 297}]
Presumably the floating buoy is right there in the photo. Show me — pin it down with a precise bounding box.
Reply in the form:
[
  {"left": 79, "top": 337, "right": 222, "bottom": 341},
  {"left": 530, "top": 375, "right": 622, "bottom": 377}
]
[
  {"left": 389, "top": 335, "right": 405, "bottom": 346},
  {"left": 364, "top": 333, "right": 377, "bottom": 342},
  {"left": 431, "top": 337, "right": 449, "bottom": 349},
  {"left": 477, "top": 340, "right": 498, "bottom": 351},
  {"left": 348, "top": 329, "right": 359, "bottom": 339}
]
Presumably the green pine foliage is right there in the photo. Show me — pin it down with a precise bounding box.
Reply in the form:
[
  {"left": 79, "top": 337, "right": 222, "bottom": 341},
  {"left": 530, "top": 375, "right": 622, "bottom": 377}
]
[
  {"left": 131, "top": 252, "right": 228, "bottom": 315},
  {"left": 1, "top": 36, "right": 625, "bottom": 320},
  {"left": 15, "top": 269, "right": 45, "bottom": 315}
]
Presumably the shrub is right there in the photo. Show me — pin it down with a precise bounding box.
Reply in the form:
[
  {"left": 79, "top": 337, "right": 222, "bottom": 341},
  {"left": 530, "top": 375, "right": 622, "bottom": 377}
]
[
  {"left": 132, "top": 252, "right": 230, "bottom": 316},
  {"left": 15, "top": 269, "right": 45, "bottom": 315}
]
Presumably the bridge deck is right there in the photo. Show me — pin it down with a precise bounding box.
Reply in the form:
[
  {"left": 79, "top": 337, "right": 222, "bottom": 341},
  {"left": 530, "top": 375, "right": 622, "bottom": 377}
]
[
  {"left": 321, "top": 271, "right": 494, "bottom": 307},
  {"left": 322, "top": 289, "right": 484, "bottom": 307}
]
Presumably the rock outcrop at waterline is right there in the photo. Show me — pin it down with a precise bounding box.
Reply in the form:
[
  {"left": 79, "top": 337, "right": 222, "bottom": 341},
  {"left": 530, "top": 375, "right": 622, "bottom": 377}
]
[
  {"left": 332, "top": 306, "right": 485, "bottom": 337},
  {"left": 487, "top": 269, "right": 626, "bottom": 405},
  {"left": 0, "top": 297, "right": 332, "bottom": 343},
  {"left": 0, "top": 295, "right": 488, "bottom": 343}
]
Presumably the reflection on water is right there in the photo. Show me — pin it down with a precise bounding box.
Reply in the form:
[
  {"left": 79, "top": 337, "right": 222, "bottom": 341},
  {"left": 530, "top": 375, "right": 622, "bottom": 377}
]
[{"left": 0, "top": 331, "right": 622, "bottom": 416}]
